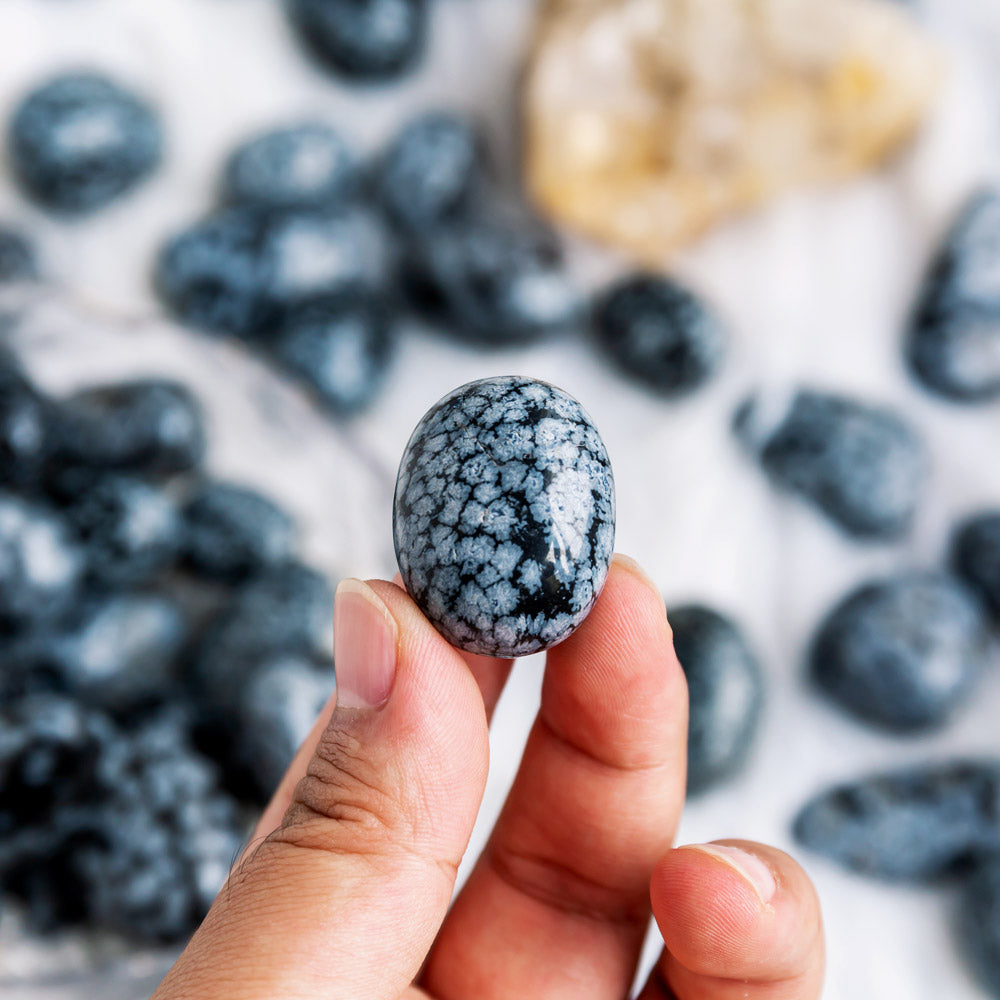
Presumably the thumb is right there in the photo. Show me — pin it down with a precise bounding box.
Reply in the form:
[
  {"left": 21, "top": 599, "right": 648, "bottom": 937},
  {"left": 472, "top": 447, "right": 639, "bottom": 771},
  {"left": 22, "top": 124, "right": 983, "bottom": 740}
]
[{"left": 154, "top": 579, "right": 491, "bottom": 1000}]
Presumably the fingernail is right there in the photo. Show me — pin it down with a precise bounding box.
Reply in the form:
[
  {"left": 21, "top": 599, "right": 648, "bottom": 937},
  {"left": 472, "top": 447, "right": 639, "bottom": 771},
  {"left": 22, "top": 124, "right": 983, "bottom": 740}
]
[
  {"left": 334, "top": 579, "right": 398, "bottom": 710},
  {"left": 681, "top": 843, "right": 777, "bottom": 905},
  {"left": 612, "top": 553, "right": 661, "bottom": 598}
]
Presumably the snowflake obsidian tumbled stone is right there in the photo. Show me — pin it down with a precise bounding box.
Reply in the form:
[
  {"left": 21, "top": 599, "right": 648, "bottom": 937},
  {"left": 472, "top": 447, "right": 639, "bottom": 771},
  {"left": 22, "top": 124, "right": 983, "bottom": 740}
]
[
  {"left": 9, "top": 72, "right": 161, "bottom": 215},
  {"left": 393, "top": 377, "right": 615, "bottom": 657}
]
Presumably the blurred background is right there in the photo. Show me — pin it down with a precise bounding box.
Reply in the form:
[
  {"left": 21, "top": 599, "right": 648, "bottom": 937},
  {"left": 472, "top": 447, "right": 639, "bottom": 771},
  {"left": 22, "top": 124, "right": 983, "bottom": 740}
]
[{"left": 0, "top": 0, "right": 999, "bottom": 997}]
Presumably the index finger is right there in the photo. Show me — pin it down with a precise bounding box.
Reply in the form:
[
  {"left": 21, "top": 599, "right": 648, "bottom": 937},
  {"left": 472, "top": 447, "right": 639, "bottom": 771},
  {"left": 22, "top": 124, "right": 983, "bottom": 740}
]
[{"left": 422, "top": 553, "right": 689, "bottom": 1000}]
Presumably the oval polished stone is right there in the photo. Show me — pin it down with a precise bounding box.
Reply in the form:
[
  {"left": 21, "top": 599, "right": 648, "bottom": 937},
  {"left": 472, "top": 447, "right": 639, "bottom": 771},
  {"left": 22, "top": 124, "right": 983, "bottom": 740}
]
[
  {"left": 393, "top": 376, "right": 615, "bottom": 657},
  {"left": 793, "top": 759, "right": 1000, "bottom": 882},
  {"left": 669, "top": 604, "right": 764, "bottom": 795},
  {"left": 810, "top": 572, "right": 990, "bottom": 731}
]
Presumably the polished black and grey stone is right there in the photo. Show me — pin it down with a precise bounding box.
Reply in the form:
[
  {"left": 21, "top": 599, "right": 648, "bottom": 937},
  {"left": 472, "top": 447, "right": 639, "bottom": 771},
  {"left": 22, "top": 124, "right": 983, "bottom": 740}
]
[{"left": 393, "top": 376, "right": 615, "bottom": 657}]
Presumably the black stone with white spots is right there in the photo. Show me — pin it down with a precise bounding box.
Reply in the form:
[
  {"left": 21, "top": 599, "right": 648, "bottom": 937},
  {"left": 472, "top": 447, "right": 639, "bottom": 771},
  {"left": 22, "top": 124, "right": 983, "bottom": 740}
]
[
  {"left": 958, "top": 856, "right": 1000, "bottom": 996},
  {"left": 907, "top": 188, "right": 1000, "bottom": 402},
  {"left": 8, "top": 72, "right": 161, "bottom": 215},
  {"left": 393, "top": 376, "right": 615, "bottom": 657},
  {"left": 735, "top": 389, "right": 926, "bottom": 540},
  {"left": 593, "top": 273, "right": 726, "bottom": 397}
]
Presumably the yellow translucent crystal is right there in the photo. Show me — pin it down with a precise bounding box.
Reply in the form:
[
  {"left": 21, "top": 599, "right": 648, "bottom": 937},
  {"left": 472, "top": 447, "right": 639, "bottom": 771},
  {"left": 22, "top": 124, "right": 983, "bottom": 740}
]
[{"left": 524, "top": 0, "right": 942, "bottom": 260}]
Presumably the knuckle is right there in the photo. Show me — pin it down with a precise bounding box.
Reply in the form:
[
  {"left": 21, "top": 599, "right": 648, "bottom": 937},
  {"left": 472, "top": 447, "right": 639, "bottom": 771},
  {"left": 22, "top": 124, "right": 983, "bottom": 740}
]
[
  {"left": 489, "top": 840, "right": 650, "bottom": 928},
  {"left": 280, "top": 726, "right": 416, "bottom": 855},
  {"left": 541, "top": 701, "right": 676, "bottom": 775}
]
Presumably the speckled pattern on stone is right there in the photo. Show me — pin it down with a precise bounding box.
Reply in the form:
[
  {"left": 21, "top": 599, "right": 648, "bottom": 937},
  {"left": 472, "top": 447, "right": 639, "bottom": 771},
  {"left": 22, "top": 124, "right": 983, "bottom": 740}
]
[{"left": 393, "top": 376, "right": 615, "bottom": 657}]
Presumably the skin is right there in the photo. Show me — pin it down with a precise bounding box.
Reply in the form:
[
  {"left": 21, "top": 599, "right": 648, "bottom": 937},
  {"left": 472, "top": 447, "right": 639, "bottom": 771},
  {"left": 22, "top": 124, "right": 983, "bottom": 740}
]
[{"left": 153, "top": 554, "right": 825, "bottom": 1000}]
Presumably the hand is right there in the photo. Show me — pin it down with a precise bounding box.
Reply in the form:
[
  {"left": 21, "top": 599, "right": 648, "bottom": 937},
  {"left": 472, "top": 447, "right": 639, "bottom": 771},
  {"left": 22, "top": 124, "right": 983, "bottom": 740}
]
[{"left": 154, "top": 555, "right": 825, "bottom": 1000}]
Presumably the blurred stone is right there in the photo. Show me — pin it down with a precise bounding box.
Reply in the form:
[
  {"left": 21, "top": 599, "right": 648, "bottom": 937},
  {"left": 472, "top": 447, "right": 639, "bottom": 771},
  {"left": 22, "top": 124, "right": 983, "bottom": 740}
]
[{"left": 524, "top": 0, "right": 941, "bottom": 260}]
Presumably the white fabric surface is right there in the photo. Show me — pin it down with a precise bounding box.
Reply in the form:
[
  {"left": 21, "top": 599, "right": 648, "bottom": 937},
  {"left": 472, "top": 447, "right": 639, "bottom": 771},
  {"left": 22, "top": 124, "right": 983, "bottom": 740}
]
[{"left": 0, "top": 0, "right": 999, "bottom": 996}]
